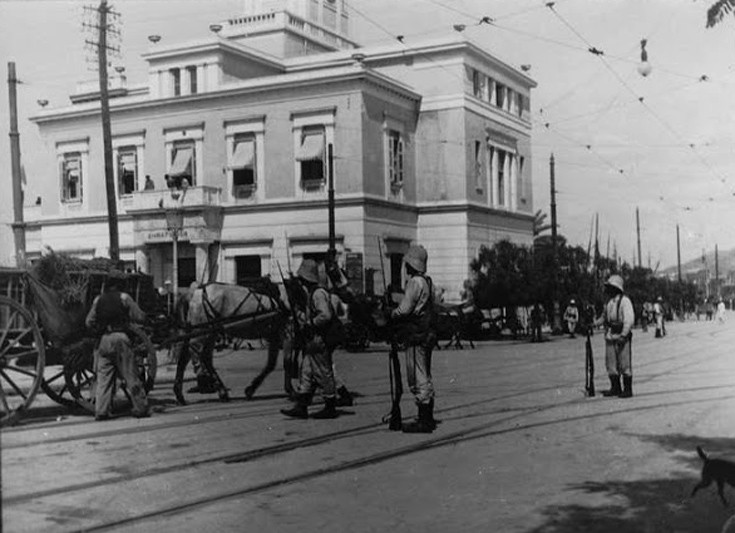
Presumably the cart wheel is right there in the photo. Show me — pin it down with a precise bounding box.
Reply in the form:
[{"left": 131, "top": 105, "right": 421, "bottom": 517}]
[
  {"left": 63, "top": 342, "right": 96, "bottom": 413},
  {"left": 64, "top": 326, "right": 156, "bottom": 413},
  {"left": 128, "top": 324, "right": 156, "bottom": 392},
  {"left": 41, "top": 365, "right": 77, "bottom": 407},
  {"left": 0, "top": 296, "right": 46, "bottom": 427}
]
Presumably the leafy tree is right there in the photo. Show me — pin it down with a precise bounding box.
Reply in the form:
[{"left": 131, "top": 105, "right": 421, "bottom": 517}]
[{"left": 706, "top": 0, "right": 735, "bottom": 27}]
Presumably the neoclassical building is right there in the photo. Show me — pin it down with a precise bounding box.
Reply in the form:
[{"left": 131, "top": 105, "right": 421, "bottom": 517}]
[{"left": 26, "top": 0, "right": 536, "bottom": 301}]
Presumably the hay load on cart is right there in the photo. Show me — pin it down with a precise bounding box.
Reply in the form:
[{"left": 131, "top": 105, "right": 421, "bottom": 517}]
[{"left": 0, "top": 251, "right": 157, "bottom": 426}]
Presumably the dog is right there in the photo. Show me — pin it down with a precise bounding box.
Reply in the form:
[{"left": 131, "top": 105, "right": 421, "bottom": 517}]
[{"left": 692, "top": 446, "right": 735, "bottom": 507}]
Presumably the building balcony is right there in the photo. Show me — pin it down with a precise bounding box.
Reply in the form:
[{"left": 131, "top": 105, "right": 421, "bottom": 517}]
[{"left": 124, "top": 185, "right": 222, "bottom": 214}]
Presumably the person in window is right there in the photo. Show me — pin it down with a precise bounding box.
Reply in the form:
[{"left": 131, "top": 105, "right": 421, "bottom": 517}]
[
  {"left": 85, "top": 270, "right": 150, "bottom": 420},
  {"left": 144, "top": 175, "right": 155, "bottom": 190},
  {"left": 165, "top": 174, "right": 174, "bottom": 190}
]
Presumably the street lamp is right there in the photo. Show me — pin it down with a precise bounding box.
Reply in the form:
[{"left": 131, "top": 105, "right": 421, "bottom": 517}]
[{"left": 165, "top": 208, "right": 184, "bottom": 308}]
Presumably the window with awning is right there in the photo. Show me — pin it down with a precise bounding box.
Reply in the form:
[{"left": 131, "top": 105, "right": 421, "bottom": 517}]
[
  {"left": 296, "top": 130, "right": 325, "bottom": 162},
  {"left": 231, "top": 137, "right": 256, "bottom": 188},
  {"left": 298, "top": 128, "right": 325, "bottom": 185},
  {"left": 169, "top": 141, "right": 195, "bottom": 186}
]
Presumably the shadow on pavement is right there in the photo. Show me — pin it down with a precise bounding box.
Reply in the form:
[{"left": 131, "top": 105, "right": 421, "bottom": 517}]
[{"left": 527, "top": 434, "right": 735, "bottom": 533}]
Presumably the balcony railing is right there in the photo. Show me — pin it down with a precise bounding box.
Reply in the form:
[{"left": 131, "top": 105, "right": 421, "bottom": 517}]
[{"left": 125, "top": 185, "right": 222, "bottom": 213}]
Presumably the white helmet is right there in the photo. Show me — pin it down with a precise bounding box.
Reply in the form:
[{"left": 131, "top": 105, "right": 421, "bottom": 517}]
[
  {"left": 297, "top": 259, "right": 320, "bottom": 284},
  {"left": 404, "top": 244, "right": 427, "bottom": 274},
  {"left": 605, "top": 274, "right": 624, "bottom": 293}
]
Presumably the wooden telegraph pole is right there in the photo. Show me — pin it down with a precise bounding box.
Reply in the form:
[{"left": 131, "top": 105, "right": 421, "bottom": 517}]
[
  {"left": 550, "top": 153, "right": 562, "bottom": 333},
  {"left": 84, "top": 0, "right": 120, "bottom": 262},
  {"left": 7, "top": 62, "right": 26, "bottom": 267}
]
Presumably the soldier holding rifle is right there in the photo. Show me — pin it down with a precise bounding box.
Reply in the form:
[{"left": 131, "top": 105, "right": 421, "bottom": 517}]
[
  {"left": 280, "top": 259, "right": 341, "bottom": 420},
  {"left": 389, "top": 244, "right": 438, "bottom": 433}
]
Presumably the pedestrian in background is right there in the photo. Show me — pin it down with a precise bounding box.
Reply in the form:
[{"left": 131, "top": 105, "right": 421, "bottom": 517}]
[
  {"left": 564, "top": 299, "right": 579, "bottom": 338},
  {"left": 717, "top": 298, "right": 726, "bottom": 324},
  {"left": 653, "top": 296, "right": 665, "bottom": 338},
  {"left": 85, "top": 269, "right": 150, "bottom": 420},
  {"left": 144, "top": 175, "right": 155, "bottom": 190},
  {"left": 599, "top": 275, "right": 635, "bottom": 398}
]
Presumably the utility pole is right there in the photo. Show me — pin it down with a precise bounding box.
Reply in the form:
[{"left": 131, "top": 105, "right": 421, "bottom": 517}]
[
  {"left": 636, "top": 206, "right": 642, "bottom": 268},
  {"left": 327, "top": 142, "right": 336, "bottom": 260},
  {"left": 715, "top": 244, "right": 719, "bottom": 298},
  {"left": 84, "top": 1, "right": 120, "bottom": 262},
  {"left": 549, "top": 153, "right": 561, "bottom": 333},
  {"left": 7, "top": 62, "right": 26, "bottom": 267},
  {"left": 676, "top": 224, "right": 682, "bottom": 283}
]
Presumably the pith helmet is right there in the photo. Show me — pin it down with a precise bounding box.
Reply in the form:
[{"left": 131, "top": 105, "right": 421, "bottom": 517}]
[
  {"left": 570, "top": 299, "right": 576, "bottom": 304},
  {"left": 404, "top": 244, "right": 428, "bottom": 273},
  {"left": 604, "top": 274, "right": 624, "bottom": 293},
  {"left": 297, "top": 259, "right": 320, "bottom": 284}
]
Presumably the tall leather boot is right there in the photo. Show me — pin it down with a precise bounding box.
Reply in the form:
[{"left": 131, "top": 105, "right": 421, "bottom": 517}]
[
  {"left": 336, "top": 385, "right": 354, "bottom": 407},
  {"left": 402, "top": 403, "right": 434, "bottom": 434},
  {"left": 311, "top": 397, "right": 339, "bottom": 419},
  {"left": 426, "top": 398, "right": 438, "bottom": 430},
  {"left": 602, "top": 375, "right": 622, "bottom": 397},
  {"left": 281, "top": 393, "right": 311, "bottom": 419},
  {"left": 620, "top": 375, "right": 633, "bottom": 398}
]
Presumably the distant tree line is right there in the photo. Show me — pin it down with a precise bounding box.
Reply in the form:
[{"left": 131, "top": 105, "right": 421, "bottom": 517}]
[{"left": 467, "top": 235, "right": 700, "bottom": 321}]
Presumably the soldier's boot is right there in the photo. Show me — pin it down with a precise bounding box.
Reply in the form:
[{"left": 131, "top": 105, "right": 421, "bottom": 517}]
[
  {"left": 426, "top": 398, "right": 438, "bottom": 430},
  {"left": 311, "top": 397, "right": 339, "bottom": 419},
  {"left": 335, "top": 385, "right": 354, "bottom": 407},
  {"left": 620, "top": 376, "right": 633, "bottom": 398},
  {"left": 602, "top": 375, "right": 622, "bottom": 397},
  {"left": 280, "top": 393, "right": 311, "bottom": 419},
  {"left": 402, "top": 403, "right": 434, "bottom": 434}
]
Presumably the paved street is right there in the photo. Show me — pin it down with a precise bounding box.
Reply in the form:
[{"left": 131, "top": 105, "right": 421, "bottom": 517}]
[{"left": 4, "top": 317, "right": 735, "bottom": 532}]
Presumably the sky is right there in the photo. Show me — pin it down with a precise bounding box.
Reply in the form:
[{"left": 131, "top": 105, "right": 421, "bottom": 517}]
[{"left": 1, "top": 0, "right": 734, "bottom": 271}]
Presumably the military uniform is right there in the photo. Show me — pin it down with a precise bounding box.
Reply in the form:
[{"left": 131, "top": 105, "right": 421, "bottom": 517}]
[
  {"left": 564, "top": 300, "right": 579, "bottom": 338},
  {"left": 85, "top": 270, "right": 149, "bottom": 420},
  {"left": 281, "top": 259, "right": 340, "bottom": 419},
  {"left": 601, "top": 275, "right": 635, "bottom": 398},
  {"left": 391, "top": 244, "right": 437, "bottom": 433}
]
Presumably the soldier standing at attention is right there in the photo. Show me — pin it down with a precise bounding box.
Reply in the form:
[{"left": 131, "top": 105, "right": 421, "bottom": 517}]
[
  {"left": 599, "top": 275, "right": 636, "bottom": 398},
  {"left": 391, "top": 244, "right": 438, "bottom": 433},
  {"left": 85, "top": 270, "right": 150, "bottom": 420},
  {"left": 281, "top": 259, "right": 340, "bottom": 420}
]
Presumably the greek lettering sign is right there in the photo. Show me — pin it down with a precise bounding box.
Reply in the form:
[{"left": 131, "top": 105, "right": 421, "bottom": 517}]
[
  {"left": 345, "top": 252, "right": 363, "bottom": 294},
  {"left": 144, "top": 229, "right": 192, "bottom": 243}
]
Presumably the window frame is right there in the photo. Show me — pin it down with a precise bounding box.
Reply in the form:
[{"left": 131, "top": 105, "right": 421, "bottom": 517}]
[
  {"left": 56, "top": 138, "right": 89, "bottom": 208},
  {"left": 112, "top": 131, "right": 145, "bottom": 199},
  {"left": 164, "top": 125, "right": 204, "bottom": 188},
  {"left": 292, "top": 108, "right": 335, "bottom": 199},
  {"left": 387, "top": 129, "right": 405, "bottom": 192},
  {"left": 225, "top": 116, "right": 266, "bottom": 202},
  {"left": 170, "top": 67, "right": 181, "bottom": 96},
  {"left": 60, "top": 152, "right": 83, "bottom": 204}
]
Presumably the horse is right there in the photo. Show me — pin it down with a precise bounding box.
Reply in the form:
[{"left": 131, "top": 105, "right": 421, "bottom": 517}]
[{"left": 171, "top": 281, "right": 296, "bottom": 405}]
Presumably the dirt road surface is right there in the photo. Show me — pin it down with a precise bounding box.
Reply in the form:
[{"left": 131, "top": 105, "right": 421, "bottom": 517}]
[{"left": 3, "top": 317, "right": 735, "bottom": 532}]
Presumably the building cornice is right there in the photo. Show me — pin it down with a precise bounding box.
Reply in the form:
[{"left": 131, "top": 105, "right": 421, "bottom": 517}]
[{"left": 30, "top": 67, "right": 420, "bottom": 125}]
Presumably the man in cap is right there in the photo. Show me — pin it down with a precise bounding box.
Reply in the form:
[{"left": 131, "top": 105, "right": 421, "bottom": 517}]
[
  {"left": 390, "top": 244, "right": 438, "bottom": 433},
  {"left": 600, "top": 274, "right": 635, "bottom": 398},
  {"left": 281, "top": 258, "right": 341, "bottom": 419},
  {"left": 564, "top": 299, "right": 580, "bottom": 338},
  {"left": 85, "top": 269, "right": 150, "bottom": 420}
]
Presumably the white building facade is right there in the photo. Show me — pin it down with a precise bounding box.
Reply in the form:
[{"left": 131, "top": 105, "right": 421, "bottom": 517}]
[{"left": 26, "top": 0, "right": 536, "bottom": 302}]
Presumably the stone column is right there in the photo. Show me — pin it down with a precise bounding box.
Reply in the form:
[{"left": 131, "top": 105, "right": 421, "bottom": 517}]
[{"left": 489, "top": 145, "right": 498, "bottom": 207}]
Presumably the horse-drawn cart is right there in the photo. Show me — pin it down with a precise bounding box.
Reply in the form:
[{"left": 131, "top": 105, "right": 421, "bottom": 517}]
[{"left": 0, "top": 264, "right": 157, "bottom": 426}]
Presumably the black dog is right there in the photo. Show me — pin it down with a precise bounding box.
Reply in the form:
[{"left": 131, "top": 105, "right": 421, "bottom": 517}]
[{"left": 692, "top": 446, "right": 735, "bottom": 507}]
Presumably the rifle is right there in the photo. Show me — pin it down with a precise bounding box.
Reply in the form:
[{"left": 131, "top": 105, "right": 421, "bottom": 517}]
[
  {"left": 278, "top": 262, "right": 306, "bottom": 381},
  {"left": 585, "top": 323, "right": 595, "bottom": 397},
  {"left": 378, "top": 237, "right": 402, "bottom": 430}
]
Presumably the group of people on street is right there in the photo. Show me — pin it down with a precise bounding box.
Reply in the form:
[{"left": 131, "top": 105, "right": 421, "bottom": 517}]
[
  {"left": 86, "top": 244, "right": 439, "bottom": 435},
  {"left": 280, "top": 244, "right": 438, "bottom": 433}
]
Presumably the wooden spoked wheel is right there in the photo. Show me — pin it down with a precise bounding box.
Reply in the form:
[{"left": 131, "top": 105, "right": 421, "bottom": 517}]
[
  {"left": 0, "top": 296, "right": 46, "bottom": 427},
  {"left": 64, "top": 324, "right": 157, "bottom": 414}
]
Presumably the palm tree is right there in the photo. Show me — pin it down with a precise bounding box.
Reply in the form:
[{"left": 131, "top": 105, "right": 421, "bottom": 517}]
[{"left": 706, "top": 0, "right": 735, "bottom": 27}]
